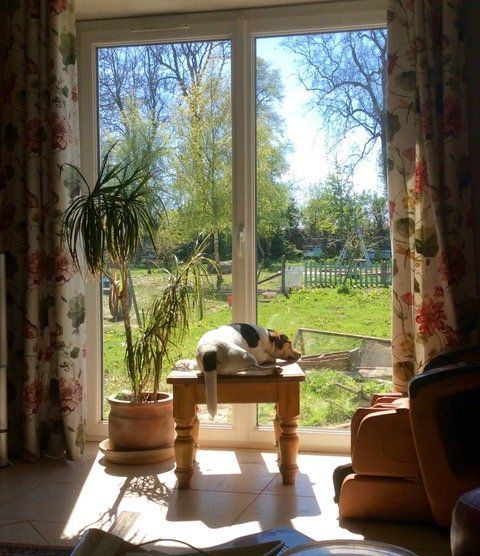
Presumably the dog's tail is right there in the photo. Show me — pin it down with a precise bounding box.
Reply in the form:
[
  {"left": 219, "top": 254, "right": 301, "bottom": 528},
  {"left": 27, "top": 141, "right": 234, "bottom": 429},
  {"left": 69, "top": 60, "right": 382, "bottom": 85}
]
[{"left": 201, "top": 349, "right": 218, "bottom": 419}]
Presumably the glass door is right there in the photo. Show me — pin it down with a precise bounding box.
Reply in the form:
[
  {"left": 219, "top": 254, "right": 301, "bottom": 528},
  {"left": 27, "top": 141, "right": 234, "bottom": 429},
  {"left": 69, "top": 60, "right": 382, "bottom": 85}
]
[
  {"left": 96, "top": 39, "right": 235, "bottom": 426},
  {"left": 253, "top": 29, "right": 390, "bottom": 450},
  {"left": 79, "top": 1, "right": 387, "bottom": 449}
]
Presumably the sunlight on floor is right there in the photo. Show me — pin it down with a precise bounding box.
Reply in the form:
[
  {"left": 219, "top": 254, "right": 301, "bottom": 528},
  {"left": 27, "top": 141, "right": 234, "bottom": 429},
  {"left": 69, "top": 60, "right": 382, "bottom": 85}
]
[{"left": 0, "top": 443, "right": 451, "bottom": 555}]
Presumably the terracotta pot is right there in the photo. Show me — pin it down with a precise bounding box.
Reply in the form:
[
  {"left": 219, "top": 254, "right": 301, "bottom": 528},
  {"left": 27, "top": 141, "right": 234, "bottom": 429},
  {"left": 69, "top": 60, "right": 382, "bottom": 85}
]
[{"left": 107, "top": 392, "right": 174, "bottom": 455}]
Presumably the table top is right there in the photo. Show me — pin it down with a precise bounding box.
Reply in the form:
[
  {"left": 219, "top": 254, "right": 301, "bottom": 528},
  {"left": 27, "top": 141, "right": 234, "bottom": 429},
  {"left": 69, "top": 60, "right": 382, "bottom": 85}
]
[{"left": 167, "top": 360, "right": 305, "bottom": 384}]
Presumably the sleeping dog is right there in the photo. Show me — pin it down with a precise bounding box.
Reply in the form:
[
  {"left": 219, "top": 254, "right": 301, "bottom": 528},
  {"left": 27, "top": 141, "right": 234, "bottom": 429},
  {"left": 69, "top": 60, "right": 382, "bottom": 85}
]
[{"left": 196, "top": 323, "right": 301, "bottom": 418}]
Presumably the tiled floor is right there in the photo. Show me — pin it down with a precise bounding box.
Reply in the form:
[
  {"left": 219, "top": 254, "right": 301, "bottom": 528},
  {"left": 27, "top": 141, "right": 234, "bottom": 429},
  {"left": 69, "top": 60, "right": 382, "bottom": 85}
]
[{"left": 0, "top": 442, "right": 451, "bottom": 554}]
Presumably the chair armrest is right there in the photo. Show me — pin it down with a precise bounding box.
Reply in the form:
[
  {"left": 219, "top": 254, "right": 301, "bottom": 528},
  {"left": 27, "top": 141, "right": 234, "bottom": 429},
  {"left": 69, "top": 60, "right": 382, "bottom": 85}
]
[
  {"left": 371, "top": 392, "right": 404, "bottom": 405},
  {"left": 352, "top": 407, "right": 420, "bottom": 477}
]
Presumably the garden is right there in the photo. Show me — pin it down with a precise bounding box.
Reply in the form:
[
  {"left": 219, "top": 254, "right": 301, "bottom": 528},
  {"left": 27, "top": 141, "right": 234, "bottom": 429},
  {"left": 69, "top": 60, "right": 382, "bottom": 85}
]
[{"left": 102, "top": 266, "right": 392, "bottom": 429}]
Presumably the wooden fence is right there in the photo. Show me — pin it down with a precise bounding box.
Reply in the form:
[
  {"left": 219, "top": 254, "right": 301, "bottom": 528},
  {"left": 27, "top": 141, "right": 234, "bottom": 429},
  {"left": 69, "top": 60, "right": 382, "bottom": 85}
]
[{"left": 303, "top": 259, "right": 392, "bottom": 288}]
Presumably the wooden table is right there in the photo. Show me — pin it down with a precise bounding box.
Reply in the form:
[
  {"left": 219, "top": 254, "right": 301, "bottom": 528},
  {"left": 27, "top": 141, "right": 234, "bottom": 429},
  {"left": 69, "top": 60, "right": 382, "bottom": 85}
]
[{"left": 167, "top": 362, "right": 305, "bottom": 489}]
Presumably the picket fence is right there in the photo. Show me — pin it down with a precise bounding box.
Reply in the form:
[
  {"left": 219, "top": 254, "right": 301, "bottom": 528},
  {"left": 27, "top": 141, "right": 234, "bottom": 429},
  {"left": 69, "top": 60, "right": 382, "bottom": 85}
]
[{"left": 303, "top": 259, "right": 392, "bottom": 288}]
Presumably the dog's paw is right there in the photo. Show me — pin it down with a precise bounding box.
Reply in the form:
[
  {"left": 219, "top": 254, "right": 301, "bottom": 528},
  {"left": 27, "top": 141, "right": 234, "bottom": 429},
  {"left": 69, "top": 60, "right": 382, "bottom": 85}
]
[{"left": 249, "top": 363, "right": 279, "bottom": 375}]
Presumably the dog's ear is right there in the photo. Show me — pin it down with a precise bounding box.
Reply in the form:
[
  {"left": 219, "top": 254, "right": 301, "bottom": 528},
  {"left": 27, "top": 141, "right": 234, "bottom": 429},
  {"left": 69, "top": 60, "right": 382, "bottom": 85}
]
[
  {"left": 277, "top": 333, "right": 290, "bottom": 349},
  {"left": 268, "top": 330, "right": 289, "bottom": 350},
  {"left": 267, "top": 330, "right": 278, "bottom": 345}
]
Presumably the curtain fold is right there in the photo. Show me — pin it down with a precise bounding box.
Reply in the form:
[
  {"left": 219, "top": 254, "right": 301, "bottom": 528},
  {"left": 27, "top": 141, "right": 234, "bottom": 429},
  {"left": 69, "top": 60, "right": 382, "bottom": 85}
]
[
  {"left": 387, "top": 0, "right": 480, "bottom": 391},
  {"left": 0, "top": 1, "right": 85, "bottom": 460}
]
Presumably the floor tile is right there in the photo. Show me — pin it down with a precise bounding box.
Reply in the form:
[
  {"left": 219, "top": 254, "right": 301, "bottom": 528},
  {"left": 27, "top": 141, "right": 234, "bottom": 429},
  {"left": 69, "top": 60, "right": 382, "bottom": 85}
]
[
  {"left": 188, "top": 462, "right": 276, "bottom": 494},
  {"left": 130, "top": 516, "right": 264, "bottom": 553},
  {"left": 0, "top": 483, "right": 83, "bottom": 522},
  {"left": 233, "top": 492, "right": 319, "bottom": 527},
  {"left": 363, "top": 520, "right": 451, "bottom": 554},
  {"left": 30, "top": 520, "right": 81, "bottom": 547},
  {"left": 0, "top": 518, "right": 49, "bottom": 544},
  {"left": 0, "top": 444, "right": 455, "bottom": 556}
]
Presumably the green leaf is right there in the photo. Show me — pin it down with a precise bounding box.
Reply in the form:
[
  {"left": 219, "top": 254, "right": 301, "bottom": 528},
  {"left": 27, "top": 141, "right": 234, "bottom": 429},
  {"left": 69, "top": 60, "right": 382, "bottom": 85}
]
[
  {"left": 67, "top": 293, "right": 85, "bottom": 330},
  {"left": 387, "top": 111, "right": 401, "bottom": 142},
  {"left": 395, "top": 217, "right": 415, "bottom": 239},
  {"left": 39, "top": 294, "right": 56, "bottom": 329},
  {"left": 395, "top": 70, "right": 416, "bottom": 93},
  {"left": 415, "top": 226, "right": 438, "bottom": 257},
  {"left": 59, "top": 32, "right": 76, "bottom": 67}
]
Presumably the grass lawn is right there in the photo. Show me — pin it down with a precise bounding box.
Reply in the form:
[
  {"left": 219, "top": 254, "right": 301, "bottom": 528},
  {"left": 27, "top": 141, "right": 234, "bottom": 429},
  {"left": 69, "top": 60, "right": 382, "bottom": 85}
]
[{"left": 102, "top": 272, "right": 392, "bottom": 427}]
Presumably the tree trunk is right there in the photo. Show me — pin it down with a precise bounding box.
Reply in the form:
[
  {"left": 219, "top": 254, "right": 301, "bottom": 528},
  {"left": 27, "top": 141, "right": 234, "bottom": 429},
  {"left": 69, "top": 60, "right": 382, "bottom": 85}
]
[
  {"left": 214, "top": 229, "right": 223, "bottom": 290},
  {"left": 119, "top": 265, "right": 137, "bottom": 400}
]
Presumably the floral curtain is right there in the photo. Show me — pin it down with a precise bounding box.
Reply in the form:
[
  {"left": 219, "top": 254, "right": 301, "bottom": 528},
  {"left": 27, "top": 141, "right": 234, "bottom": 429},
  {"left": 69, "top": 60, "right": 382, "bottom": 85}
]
[
  {"left": 0, "top": 1, "right": 86, "bottom": 460},
  {"left": 387, "top": 0, "right": 479, "bottom": 391}
]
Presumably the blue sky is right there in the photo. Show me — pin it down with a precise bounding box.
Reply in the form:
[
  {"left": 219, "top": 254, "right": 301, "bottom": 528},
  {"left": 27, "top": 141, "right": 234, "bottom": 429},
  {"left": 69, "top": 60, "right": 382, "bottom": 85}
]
[{"left": 256, "top": 36, "right": 381, "bottom": 201}]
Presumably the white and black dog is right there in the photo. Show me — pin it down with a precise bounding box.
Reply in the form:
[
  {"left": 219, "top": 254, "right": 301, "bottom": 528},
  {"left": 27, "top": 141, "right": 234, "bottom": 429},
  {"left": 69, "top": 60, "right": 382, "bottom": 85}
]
[{"left": 196, "top": 323, "right": 301, "bottom": 418}]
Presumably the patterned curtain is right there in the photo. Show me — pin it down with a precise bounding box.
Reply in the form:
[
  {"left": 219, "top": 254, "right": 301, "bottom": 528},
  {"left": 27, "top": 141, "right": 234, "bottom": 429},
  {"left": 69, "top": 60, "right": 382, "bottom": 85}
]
[
  {"left": 0, "top": 1, "right": 86, "bottom": 460},
  {"left": 387, "top": 0, "right": 479, "bottom": 391}
]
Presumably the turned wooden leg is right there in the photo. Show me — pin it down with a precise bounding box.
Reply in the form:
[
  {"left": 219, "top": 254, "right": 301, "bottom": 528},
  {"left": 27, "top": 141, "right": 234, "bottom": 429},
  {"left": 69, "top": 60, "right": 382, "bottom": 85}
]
[
  {"left": 192, "top": 411, "right": 200, "bottom": 461},
  {"left": 277, "top": 383, "right": 300, "bottom": 485},
  {"left": 172, "top": 384, "right": 197, "bottom": 489},
  {"left": 273, "top": 406, "right": 281, "bottom": 462}
]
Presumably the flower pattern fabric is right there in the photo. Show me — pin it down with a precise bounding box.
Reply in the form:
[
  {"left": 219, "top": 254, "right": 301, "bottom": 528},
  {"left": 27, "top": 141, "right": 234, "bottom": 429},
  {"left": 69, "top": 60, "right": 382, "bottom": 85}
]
[
  {"left": 387, "top": 0, "right": 479, "bottom": 391},
  {"left": 0, "top": 1, "right": 85, "bottom": 460}
]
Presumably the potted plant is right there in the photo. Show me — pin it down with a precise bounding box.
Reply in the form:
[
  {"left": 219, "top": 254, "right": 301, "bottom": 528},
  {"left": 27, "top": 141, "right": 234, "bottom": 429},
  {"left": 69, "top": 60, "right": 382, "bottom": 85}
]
[{"left": 61, "top": 147, "right": 214, "bottom": 462}]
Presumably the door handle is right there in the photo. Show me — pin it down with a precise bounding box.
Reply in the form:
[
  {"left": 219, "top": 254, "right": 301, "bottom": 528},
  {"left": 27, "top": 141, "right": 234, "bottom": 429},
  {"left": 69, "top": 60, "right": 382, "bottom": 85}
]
[{"left": 237, "top": 228, "right": 245, "bottom": 258}]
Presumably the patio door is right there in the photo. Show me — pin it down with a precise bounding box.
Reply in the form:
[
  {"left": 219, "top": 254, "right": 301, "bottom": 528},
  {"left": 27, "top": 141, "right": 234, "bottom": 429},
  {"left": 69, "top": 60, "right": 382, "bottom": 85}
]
[{"left": 79, "top": 1, "right": 387, "bottom": 451}]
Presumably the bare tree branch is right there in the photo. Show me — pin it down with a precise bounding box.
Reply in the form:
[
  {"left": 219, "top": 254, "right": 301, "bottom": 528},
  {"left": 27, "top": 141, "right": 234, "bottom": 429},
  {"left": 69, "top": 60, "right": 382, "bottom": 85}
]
[{"left": 283, "top": 29, "right": 387, "bottom": 191}]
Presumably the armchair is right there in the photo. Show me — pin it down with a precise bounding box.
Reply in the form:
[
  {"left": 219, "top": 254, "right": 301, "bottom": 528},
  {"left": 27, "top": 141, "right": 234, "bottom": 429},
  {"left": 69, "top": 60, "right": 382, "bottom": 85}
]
[{"left": 337, "top": 351, "right": 480, "bottom": 526}]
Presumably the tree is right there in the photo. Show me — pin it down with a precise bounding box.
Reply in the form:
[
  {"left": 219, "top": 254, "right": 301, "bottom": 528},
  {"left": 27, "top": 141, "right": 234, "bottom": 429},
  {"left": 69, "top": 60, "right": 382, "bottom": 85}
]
[
  {"left": 97, "top": 42, "right": 295, "bottom": 276},
  {"left": 302, "top": 168, "right": 389, "bottom": 258},
  {"left": 256, "top": 57, "right": 296, "bottom": 261},
  {"left": 302, "top": 171, "right": 366, "bottom": 256},
  {"left": 169, "top": 73, "right": 232, "bottom": 288},
  {"left": 97, "top": 46, "right": 169, "bottom": 227},
  {"left": 358, "top": 190, "right": 389, "bottom": 249},
  {"left": 283, "top": 29, "right": 387, "bottom": 191},
  {"left": 97, "top": 42, "right": 231, "bottom": 277}
]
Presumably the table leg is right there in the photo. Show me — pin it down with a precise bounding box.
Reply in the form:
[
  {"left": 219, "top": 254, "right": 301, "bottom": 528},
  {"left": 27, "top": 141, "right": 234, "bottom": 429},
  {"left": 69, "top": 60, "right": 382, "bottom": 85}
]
[
  {"left": 172, "top": 385, "right": 197, "bottom": 489},
  {"left": 192, "top": 410, "right": 200, "bottom": 461},
  {"left": 276, "top": 383, "right": 300, "bottom": 485},
  {"left": 273, "top": 406, "right": 281, "bottom": 462}
]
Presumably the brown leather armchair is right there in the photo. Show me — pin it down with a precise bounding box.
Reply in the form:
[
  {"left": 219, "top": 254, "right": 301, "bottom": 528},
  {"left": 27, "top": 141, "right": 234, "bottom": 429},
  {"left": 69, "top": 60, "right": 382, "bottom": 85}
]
[{"left": 337, "top": 352, "right": 480, "bottom": 526}]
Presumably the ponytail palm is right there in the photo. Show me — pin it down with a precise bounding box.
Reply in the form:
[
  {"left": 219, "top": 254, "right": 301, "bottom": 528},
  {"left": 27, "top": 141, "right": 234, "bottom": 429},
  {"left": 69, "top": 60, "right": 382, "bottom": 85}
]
[
  {"left": 62, "top": 148, "right": 216, "bottom": 402},
  {"left": 62, "top": 147, "right": 160, "bottom": 400},
  {"left": 130, "top": 235, "right": 216, "bottom": 401},
  {"left": 62, "top": 146, "right": 159, "bottom": 275}
]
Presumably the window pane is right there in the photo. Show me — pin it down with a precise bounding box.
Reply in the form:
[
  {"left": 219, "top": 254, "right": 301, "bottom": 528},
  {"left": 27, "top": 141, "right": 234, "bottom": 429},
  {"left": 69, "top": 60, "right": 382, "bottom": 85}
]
[
  {"left": 97, "top": 40, "right": 233, "bottom": 422},
  {"left": 255, "top": 29, "right": 391, "bottom": 431}
]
